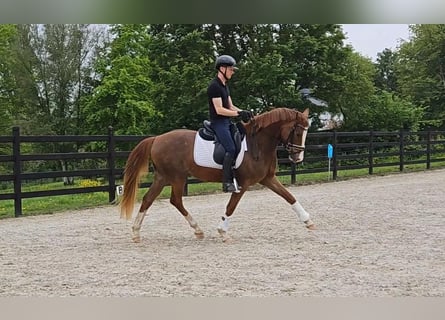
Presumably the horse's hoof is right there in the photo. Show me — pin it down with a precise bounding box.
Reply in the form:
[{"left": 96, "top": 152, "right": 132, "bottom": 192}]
[
  {"left": 222, "top": 236, "right": 233, "bottom": 243},
  {"left": 194, "top": 231, "right": 204, "bottom": 239},
  {"left": 217, "top": 228, "right": 231, "bottom": 242},
  {"left": 132, "top": 236, "right": 141, "bottom": 243},
  {"left": 217, "top": 227, "right": 227, "bottom": 237},
  {"left": 306, "top": 223, "right": 316, "bottom": 230}
]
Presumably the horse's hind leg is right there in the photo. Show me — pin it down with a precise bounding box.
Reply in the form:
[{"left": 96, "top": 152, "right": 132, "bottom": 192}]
[
  {"left": 170, "top": 180, "right": 204, "bottom": 239},
  {"left": 132, "top": 178, "right": 166, "bottom": 243}
]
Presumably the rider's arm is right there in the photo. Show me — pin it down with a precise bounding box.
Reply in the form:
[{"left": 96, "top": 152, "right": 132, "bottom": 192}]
[
  {"left": 212, "top": 97, "right": 239, "bottom": 117},
  {"left": 227, "top": 96, "right": 242, "bottom": 112}
]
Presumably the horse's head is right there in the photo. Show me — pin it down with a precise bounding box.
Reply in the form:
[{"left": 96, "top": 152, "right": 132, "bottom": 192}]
[{"left": 281, "top": 108, "right": 309, "bottom": 163}]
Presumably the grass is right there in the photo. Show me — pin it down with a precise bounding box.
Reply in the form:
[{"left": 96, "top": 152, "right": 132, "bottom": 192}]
[{"left": 1, "top": 162, "right": 444, "bottom": 219}]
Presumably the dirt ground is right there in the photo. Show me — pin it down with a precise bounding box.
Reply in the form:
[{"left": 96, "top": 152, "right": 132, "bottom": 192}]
[{"left": 0, "top": 169, "right": 444, "bottom": 297}]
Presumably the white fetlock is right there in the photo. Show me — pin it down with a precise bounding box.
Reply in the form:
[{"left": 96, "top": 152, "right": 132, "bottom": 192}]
[
  {"left": 291, "top": 201, "right": 310, "bottom": 223},
  {"left": 217, "top": 216, "right": 229, "bottom": 234},
  {"left": 185, "top": 214, "right": 203, "bottom": 236},
  {"left": 132, "top": 228, "right": 141, "bottom": 243}
]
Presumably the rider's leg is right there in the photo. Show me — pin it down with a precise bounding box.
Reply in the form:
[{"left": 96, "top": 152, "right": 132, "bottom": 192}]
[
  {"left": 222, "top": 152, "right": 236, "bottom": 192},
  {"left": 211, "top": 119, "right": 237, "bottom": 192}
]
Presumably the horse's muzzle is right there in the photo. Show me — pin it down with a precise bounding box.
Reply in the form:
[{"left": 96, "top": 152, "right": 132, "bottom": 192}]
[
  {"left": 286, "top": 144, "right": 305, "bottom": 163},
  {"left": 288, "top": 152, "right": 304, "bottom": 163}
]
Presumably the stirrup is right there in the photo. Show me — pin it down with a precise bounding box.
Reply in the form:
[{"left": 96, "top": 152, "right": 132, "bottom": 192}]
[
  {"left": 223, "top": 179, "right": 241, "bottom": 193},
  {"left": 232, "top": 177, "right": 241, "bottom": 193}
]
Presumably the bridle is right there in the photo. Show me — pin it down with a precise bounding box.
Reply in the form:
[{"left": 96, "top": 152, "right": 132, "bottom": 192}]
[
  {"left": 285, "top": 123, "right": 308, "bottom": 155},
  {"left": 248, "top": 118, "right": 308, "bottom": 161}
]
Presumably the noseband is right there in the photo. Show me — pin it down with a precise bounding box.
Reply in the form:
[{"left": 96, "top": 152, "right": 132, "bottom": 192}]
[{"left": 285, "top": 124, "right": 308, "bottom": 155}]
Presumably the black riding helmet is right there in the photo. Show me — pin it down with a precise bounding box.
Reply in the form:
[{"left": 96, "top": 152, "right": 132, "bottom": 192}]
[{"left": 215, "top": 55, "right": 238, "bottom": 70}]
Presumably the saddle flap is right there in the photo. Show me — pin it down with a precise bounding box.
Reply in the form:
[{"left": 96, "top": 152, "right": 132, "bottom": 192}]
[
  {"left": 197, "top": 120, "right": 246, "bottom": 163},
  {"left": 193, "top": 133, "right": 248, "bottom": 170}
]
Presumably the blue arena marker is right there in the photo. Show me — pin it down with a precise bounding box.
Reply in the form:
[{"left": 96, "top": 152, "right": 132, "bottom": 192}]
[
  {"left": 327, "top": 144, "right": 333, "bottom": 180},
  {"left": 327, "top": 143, "right": 333, "bottom": 159}
]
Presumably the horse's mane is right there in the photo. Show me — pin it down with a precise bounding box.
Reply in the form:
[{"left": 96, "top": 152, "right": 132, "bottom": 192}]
[{"left": 253, "top": 108, "right": 307, "bottom": 129}]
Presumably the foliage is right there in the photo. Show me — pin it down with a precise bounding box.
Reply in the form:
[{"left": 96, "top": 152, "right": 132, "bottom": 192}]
[
  {"left": 145, "top": 24, "right": 215, "bottom": 132},
  {"left": 332, "top": 51, "right": 376, "bottom": 131},
  {"left": 1, "top": 23, "right": 445, "bottom": 138},
  {"left": 0, "top": 25, "right": 17, "bottom": 167},
  {"left": 6, "top": 25, "right": 102, "bottom": 136},
  {"left": 375, "top": 48, "right": 399, "bottom": 92},
  {"left": 396, "top": 24, "right": 445, "bottom": 129},
  {"left": 83, "top": 24, "right": 158, "bottom": 135},
  {"left": 349, "top": 91, "right": 424, "bottom": 132}
]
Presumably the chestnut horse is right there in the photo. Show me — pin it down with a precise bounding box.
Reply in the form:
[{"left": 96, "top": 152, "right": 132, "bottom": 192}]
[{"left": 120, "top": 107, "right": 315, "bottom": 243}]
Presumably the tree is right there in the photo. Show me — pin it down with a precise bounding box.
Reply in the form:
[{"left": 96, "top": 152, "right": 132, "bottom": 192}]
[
  {"left": 6, "top": 24, "right": 103, "bottom": 135},
  {"left": 146, "top": 24, "right": 215, "bottom": 132},
  {"left": 320, "top": 49, "right": 376, "bottom": 131},
  {"left": 206, "top": 24, "right": 360, "bottom": 122},
  {"left": 83, "top": 24, "right": 158, "bottom": 136},
  {"left": 361, "top": 91, "right": 424, "bottom": 131},
  {"left": 3, "top": 24, "right": 105, "bottom": 183},
  {"left": 375, "top": 48, "right": 398, "bottom": 92},
  {"left": 396, "top": 24, "right": 445, "bottom": 129},
  {"left": 0, "top": 24, "right": 17, "bottom": 135}
]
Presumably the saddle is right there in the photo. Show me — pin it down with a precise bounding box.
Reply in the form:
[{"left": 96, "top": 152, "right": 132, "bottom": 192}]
[{"left": 198, "top": 120, "right": 246, "bottom": 165}]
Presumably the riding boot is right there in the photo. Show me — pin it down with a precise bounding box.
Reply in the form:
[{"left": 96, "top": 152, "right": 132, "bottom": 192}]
[{"left": 222, "top": 152, "right": 237, "bottom": 193}]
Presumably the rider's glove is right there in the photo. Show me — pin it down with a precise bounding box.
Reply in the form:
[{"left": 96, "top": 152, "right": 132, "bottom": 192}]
[{"left": 238, "top": 110, "right": 253, "bottom": 123}]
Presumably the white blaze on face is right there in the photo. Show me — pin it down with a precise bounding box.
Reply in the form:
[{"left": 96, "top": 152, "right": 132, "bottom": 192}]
[{"left": 295, "top": 128, "right": 308, "bottom": 163}]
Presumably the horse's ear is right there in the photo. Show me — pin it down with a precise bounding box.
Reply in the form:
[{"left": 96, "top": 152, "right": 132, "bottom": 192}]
[{"left": 302, "top": 108, "right": 309, "bottom": 117}]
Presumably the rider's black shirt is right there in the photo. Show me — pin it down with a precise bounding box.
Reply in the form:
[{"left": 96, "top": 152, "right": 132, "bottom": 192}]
[{"left": 207, "top": 77, "right": 230, "bottom": 121}]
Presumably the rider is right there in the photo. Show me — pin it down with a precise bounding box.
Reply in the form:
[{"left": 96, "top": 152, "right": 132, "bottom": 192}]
[{"left": 207, "top": 54, "right": 253, "bottom": 193}]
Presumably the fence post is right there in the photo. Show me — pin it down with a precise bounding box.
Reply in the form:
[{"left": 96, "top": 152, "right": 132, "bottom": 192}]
[
  {"left": 12, "top": 126, "right": 22, "bottom": 217},
  {"left": 107, "top": 126, "right": 116, "bottom": 203},
  {"left": 290, "top": 162, "right": 296, "bottom": 184},
  {"left": 368, "top": 130, "right": 374, "bottom": 175},
  {"left": 332, "top": 130, "right": 338, "bottom": 180},
  {"left": 426, "top": 130, "right": 431, "bottom": 170},
  {"left": 183, "top": 178, "right": 189, "bottom": 196},
  {"left": 399, "top": 129, "right": 405, "bottom": 172}
]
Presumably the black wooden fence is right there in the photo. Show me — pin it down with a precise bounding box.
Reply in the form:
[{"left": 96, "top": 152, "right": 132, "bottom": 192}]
[{"left": 1, "top": 126, "right": 444, "bottom": 217}]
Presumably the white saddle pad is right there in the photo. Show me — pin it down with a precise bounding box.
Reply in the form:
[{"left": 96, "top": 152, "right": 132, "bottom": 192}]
[{"left": 193, "top": 133, "right": 247, "bottom": 169}]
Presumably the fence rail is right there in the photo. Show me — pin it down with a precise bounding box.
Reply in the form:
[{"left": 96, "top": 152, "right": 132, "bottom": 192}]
[{"left": 1, "top": 126, "right": 444, "bottom": 217}]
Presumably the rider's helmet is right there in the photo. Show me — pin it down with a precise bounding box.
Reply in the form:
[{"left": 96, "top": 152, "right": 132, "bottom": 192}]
[{"left": 215, "top": 55, "right": 238, "bottom": 70}]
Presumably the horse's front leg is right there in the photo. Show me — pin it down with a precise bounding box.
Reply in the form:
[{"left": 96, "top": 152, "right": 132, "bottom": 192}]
[
  {"left": 260, "top": 176, "right": 315, "bottom": 230},
  {"left": 217, "top": 190, "right": 245, "bottom": 242}
]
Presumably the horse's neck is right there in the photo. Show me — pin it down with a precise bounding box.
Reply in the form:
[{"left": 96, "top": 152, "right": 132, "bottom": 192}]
[{"left": 249, "top": 125, "right": 281, "bottom": 156}]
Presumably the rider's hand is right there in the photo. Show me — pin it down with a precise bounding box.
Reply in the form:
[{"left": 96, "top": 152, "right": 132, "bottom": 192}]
[{"left": 238, "top": 110, "right": 253, "bottom": 123}]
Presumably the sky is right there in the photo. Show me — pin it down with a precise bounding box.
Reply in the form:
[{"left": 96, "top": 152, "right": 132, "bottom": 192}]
[{"left": 341, "top": 24, "right": 411, "bottom": 61}]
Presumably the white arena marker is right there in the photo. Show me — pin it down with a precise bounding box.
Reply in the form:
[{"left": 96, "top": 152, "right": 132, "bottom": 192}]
[{"left": 116, "top": 185, "right": 124, "bottom": 196}]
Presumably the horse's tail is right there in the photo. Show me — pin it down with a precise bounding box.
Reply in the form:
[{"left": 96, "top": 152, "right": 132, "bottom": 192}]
[{"left": 119, "top": 136, "right": 156, "bottom": 220}]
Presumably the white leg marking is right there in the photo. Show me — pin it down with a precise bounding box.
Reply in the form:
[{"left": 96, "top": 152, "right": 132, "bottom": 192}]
[
  {"left": 132, "top": 210, "right": 147, "bottom": 242},
  {"left": 185, "top": 214, "right": 198, "bottom": 228},
  {"left": 217, "top": 216, "right": 229, "bottom": 233},
  {"left": 291, "top": 201, "right": 310, "bottom": 223},
  {"left": 217, "top": 216, "right": 232, "bottom": 242},
  {"left": 185, "top": 214, "right": 204, "bottom": 238}
]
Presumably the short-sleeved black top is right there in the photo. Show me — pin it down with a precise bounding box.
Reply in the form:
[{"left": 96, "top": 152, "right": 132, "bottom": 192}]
[{"left": 207, "top": 77, "right": 230, "bottom": 121}]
